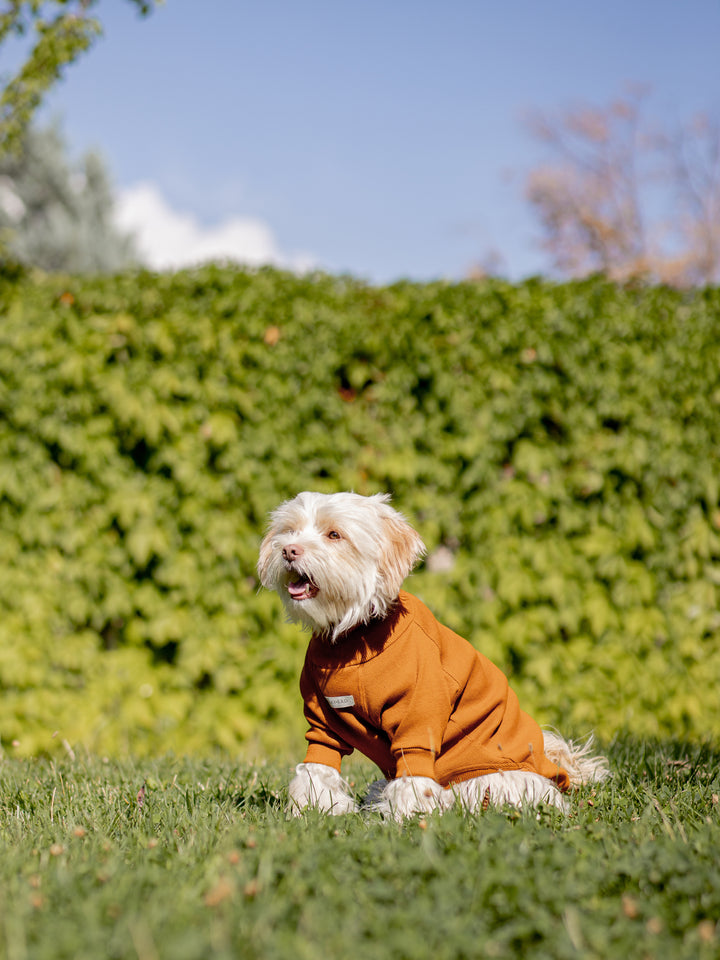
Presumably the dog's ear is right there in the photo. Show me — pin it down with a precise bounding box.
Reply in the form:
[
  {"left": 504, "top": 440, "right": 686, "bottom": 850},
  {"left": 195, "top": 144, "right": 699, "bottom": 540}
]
[
  {"left": 377, "top": 507, "right": 426, "bottom": 598},
  {"left": 257, "top": 524, "right": 279, "bottom": 588}
]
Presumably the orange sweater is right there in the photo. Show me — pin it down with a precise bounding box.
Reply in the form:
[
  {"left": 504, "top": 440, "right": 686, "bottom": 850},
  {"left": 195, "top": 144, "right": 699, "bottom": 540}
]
[{"left": 300, "top": 591, "right": 570, "bottom": 790}]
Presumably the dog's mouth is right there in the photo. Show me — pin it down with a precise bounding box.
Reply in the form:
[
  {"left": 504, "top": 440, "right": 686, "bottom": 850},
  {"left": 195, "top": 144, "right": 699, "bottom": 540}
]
[{"left": 287, "top": 574, "right": 319, "bottom": 602}]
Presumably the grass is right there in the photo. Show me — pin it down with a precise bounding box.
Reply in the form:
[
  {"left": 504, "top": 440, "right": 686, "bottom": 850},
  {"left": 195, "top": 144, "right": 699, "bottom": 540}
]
[{"left": 0, "top": 737, "right": 718, "bottom": 960}]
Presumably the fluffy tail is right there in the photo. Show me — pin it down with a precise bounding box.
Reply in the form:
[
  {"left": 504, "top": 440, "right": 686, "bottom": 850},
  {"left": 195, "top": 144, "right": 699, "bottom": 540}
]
[{"left": 543, "top": 730, "right": 610, "bottom": 787}]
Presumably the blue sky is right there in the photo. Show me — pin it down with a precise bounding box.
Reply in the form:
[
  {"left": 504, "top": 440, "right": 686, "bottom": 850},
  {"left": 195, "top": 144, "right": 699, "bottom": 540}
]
[{"left": 29, "top": 0, "right": 720, "bottom": 282}]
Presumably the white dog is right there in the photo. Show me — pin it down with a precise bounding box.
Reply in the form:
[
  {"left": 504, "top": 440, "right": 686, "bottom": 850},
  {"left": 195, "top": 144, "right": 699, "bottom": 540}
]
[{"left": 258, "top": 491, "right": 608, "bottom": 820}]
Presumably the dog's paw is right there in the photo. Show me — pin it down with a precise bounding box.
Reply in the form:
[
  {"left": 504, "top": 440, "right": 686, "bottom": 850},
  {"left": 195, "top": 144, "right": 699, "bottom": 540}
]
[
  {"left": 452, "top": 770, "right": 568, "bottom": 813},
  {"left": 369, "top": 776, "right": 453, "bottom": 821},
  {"left": 287, "top": 762, "right": 358, "bottom": 816}
]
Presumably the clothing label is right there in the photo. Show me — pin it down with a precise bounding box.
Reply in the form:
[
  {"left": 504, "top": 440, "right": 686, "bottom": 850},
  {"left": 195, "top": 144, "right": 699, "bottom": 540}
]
[{"left": 326, "top": 694, "right": 355, "bottom": 709}]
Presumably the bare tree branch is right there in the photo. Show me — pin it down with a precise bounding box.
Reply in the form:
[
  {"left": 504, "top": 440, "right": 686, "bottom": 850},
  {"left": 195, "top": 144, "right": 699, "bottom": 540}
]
[{"left": 524, "top": 92, "right": 720, "bottom": 286}]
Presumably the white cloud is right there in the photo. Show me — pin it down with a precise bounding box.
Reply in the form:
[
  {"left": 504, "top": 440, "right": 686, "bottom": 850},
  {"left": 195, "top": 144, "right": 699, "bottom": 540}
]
[
  {"left": 0, "top": 175, "right": 26, "bottom": 222},
  {"left": 114, "top": 182, "right": 315, "bottom": 272}
]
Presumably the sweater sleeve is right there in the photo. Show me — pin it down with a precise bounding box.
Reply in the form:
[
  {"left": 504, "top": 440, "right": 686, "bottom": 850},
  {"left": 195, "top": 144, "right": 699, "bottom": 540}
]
[
  {"left": 300, "top": 662, "right": 354, "bottom": 772},
  {"left": 377, "top": 628, "right": 453, "bottom": 781}
]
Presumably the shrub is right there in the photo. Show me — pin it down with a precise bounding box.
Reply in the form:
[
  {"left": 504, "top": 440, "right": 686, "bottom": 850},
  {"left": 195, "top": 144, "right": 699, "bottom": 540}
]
[{"left": 1, "top": 265, "right": 719, "bottom": 755}]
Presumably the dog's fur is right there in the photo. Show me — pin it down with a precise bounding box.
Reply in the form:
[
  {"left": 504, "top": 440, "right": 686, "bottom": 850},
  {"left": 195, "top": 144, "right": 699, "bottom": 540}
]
[{"left": 258, "top": 491, "right": 609, "bottom": 820}]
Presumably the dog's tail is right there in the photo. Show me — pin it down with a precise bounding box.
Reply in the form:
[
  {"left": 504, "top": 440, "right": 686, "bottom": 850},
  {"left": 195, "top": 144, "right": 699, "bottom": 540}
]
[{"left": 543, "top": 730, "right": 610, "bottom": 787}]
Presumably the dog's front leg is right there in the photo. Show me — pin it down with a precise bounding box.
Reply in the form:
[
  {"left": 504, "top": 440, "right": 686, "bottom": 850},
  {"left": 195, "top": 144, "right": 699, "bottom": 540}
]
[
  {"left": 371, "top": 776, "right": 453, "bottom": 821},
  {"left": 287, "top": 762, "right": 358, "bottom": 815}
]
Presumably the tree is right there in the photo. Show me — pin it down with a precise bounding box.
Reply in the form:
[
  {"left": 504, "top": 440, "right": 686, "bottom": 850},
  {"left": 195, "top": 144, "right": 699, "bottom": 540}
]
[
  {"left": 524, "top": 93, "right": 720, "bottom": 287},
  {"left": 0, "top": 121, "right": 138, "bottom": 271},
  {"left": 0, "top": 1, "right": 156, "bottom": 156}
]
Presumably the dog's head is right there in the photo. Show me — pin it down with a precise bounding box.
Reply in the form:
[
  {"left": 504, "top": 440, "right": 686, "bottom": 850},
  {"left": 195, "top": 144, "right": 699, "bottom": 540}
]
[{"left": 257, "top": 491, "right": 426, "bottom": 641}]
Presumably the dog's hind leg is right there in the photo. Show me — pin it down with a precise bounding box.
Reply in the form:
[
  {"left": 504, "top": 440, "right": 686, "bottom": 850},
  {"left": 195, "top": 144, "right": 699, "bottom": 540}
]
[{"left": 452, "top": 770, "right": 567, "bottom": 813}]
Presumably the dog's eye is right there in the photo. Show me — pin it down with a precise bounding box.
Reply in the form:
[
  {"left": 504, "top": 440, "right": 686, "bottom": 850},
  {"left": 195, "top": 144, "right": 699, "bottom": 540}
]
[{"left": 327, "top": 530, "right": 342, "bottom": 540}]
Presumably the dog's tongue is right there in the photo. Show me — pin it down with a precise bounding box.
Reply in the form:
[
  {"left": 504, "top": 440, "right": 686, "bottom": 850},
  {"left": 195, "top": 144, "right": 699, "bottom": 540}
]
[{"left": 287, "top": 576, "right": 318, "bottom": 601}]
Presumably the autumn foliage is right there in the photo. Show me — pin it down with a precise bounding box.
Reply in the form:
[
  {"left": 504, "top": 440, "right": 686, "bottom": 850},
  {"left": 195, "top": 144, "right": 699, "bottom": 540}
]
[{"left": 525, "top": 93, "right": 720, "bottom": 286}]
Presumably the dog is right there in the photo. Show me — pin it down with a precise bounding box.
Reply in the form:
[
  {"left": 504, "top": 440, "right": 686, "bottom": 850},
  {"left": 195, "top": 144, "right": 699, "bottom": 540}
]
[{"left": 258, "top": 491, "right": 609, "bottom": 820}]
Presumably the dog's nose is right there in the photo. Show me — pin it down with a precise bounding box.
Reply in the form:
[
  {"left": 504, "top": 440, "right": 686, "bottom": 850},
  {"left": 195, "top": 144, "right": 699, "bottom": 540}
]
[{"left": 282, "top": 543, "right": 304, "bottom": 562}]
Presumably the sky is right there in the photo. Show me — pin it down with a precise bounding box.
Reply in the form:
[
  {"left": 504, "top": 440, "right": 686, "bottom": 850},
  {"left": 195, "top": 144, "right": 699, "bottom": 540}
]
[{"left": 22, "top": 0, "right": 720, "bottom": 283}]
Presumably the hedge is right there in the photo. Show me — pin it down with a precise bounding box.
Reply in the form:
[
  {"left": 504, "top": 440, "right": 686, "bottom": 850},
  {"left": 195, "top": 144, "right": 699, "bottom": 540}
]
[{"left": 1, "top": 264, "right": 719, "bottom": 756}]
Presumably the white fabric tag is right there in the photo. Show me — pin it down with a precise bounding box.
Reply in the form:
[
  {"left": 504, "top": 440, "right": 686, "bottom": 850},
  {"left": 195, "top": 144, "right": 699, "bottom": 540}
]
[{"left": 326, "top": 695, "right": 355, "bottom": 709}]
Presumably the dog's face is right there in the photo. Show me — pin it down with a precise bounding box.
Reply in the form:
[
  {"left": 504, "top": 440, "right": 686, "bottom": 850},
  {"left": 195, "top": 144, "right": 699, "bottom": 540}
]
[{"left": 258, "top": 492, "right": 425, "bottom": 641}]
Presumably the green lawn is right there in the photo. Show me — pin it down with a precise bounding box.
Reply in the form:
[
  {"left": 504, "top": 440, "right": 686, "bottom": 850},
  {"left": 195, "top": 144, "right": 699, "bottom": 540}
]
[{"left": 0, "top": 738, "right": 718, "bottom": 959}]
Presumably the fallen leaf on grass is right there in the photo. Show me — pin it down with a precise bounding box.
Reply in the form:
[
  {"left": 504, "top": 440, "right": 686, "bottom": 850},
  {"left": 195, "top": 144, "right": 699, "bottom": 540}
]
[{"left": 204, "top": 877, "right": 234, "bottom": 907}]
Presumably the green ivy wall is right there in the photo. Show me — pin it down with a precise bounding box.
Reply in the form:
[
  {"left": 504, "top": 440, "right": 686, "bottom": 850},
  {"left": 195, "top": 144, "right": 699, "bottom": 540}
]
[{"left": 1, "top": 265, "right": 718, "bottom": 757}]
